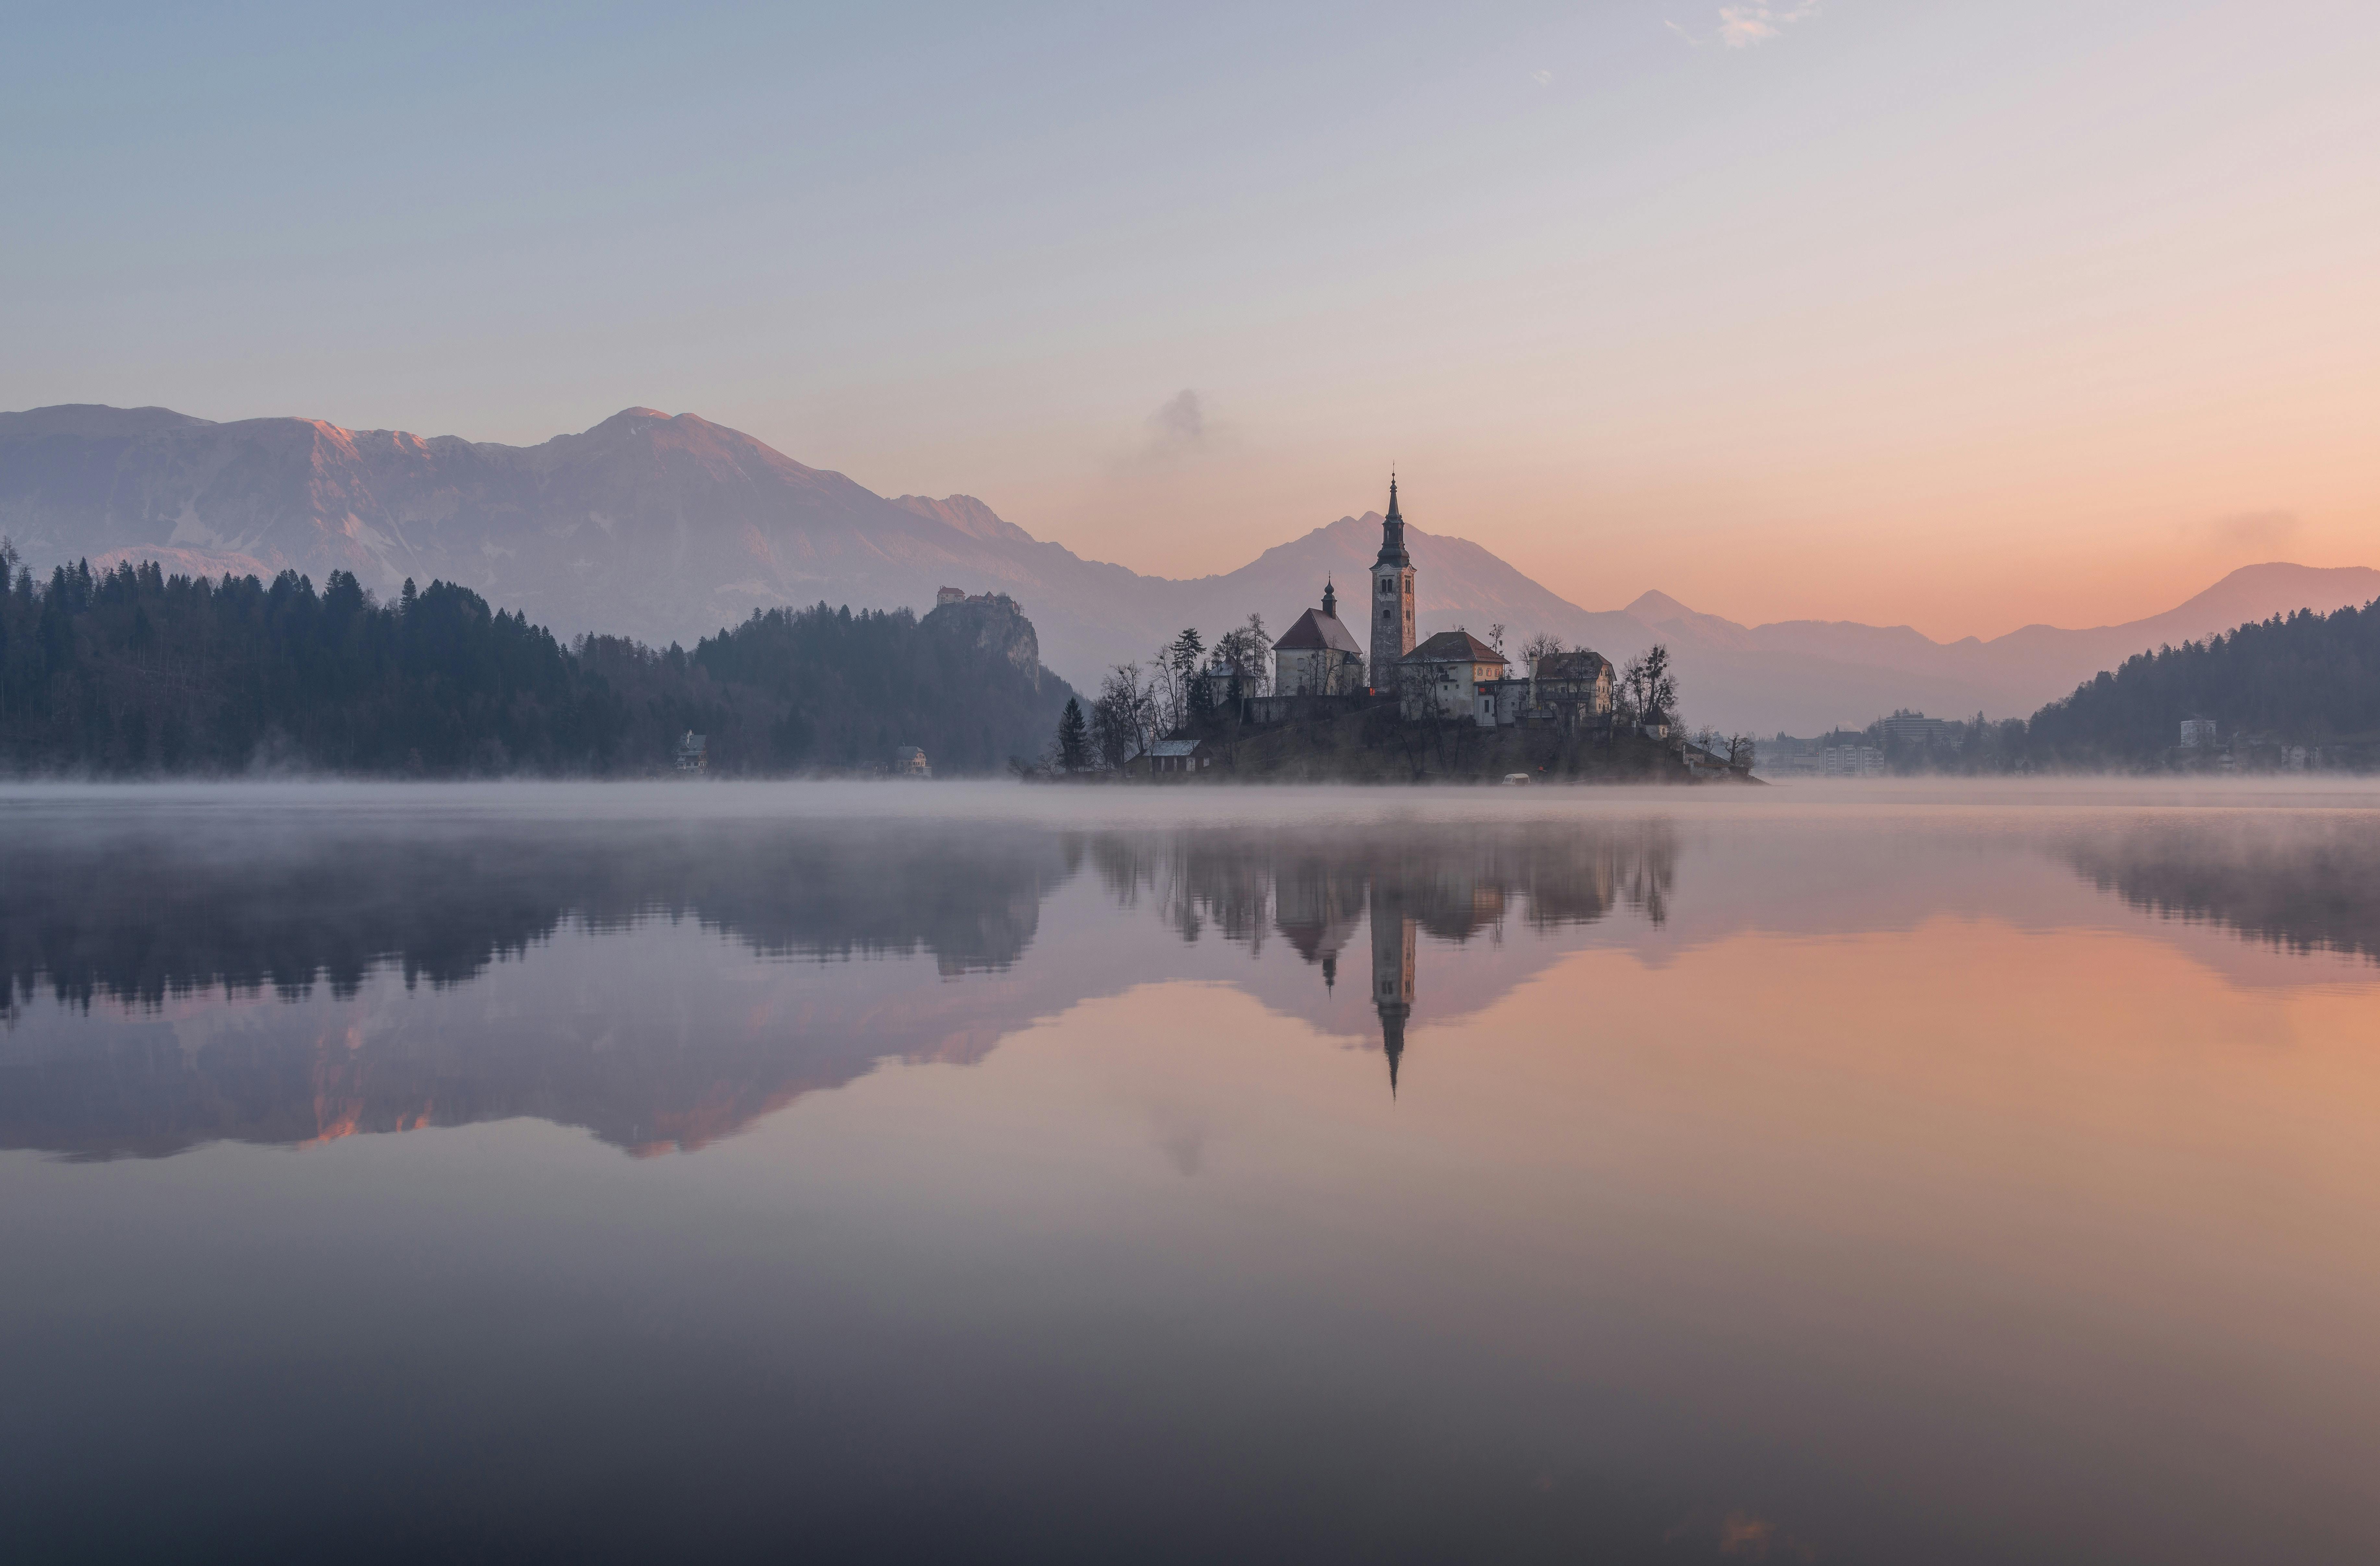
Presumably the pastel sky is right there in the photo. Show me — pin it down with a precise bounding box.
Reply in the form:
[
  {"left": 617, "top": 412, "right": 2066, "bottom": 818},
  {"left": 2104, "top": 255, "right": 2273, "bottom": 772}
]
[{"left": 6, "top": 2, "right": 2377, "bottom": 639}]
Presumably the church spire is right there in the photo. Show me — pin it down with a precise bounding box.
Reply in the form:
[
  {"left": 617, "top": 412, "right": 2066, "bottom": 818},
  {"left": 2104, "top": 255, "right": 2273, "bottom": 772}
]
[
  {"left": 1322, "top": 577, "right": 1337, "bottom": 619},
  {"left": 1373, "top": 473, "right": 1409, "bottom": 569}
]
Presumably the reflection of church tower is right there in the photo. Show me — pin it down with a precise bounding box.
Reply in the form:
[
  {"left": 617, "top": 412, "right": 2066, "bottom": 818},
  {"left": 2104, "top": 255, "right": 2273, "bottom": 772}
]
[
  {"left": 1369, "top": 476, "right": 1417, "bottom": 692},
  {"left": 1369, "top": 885, "right": 1416, "bottom": 1097}
]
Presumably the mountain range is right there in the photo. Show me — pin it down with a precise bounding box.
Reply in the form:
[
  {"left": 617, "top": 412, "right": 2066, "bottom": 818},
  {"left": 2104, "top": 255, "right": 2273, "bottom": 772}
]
[{"left": 4, "top": 402, "right": 2373, "bottom": 734}]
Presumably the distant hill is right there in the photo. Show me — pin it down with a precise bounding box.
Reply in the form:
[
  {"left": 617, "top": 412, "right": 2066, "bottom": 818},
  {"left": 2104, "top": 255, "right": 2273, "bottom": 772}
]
[
  {"left": 1615, "top": 562, "right": 2380, "bottom": 734},
  {"left": 6, "top": 402, "right": 2373, "bottom": 734},
  {"left": 2026, "top": 598, "right": 2380, "bottom": 765}
]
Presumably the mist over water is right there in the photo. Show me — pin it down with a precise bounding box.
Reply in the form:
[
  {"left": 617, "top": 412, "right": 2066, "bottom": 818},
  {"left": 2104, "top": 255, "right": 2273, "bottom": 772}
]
[{"left": 4, "top": 781, "right": 2378, "bottom": 1563}]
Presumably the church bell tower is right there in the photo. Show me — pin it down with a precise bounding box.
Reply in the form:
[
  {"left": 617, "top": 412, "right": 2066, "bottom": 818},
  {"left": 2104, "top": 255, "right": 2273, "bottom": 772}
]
[{"left": 1369, "top": 475, "right": 1416, "bottom": 690}]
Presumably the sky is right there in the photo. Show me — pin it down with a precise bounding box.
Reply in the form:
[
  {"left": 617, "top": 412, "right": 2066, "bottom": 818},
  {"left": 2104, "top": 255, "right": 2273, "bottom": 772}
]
[{"left": 6, "top": 1, "right": 2378, "bottom": 640}]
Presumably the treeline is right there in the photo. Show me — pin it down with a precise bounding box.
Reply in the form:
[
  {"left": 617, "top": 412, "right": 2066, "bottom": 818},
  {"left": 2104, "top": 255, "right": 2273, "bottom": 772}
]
[
  {"left": 588, "top": 596, "right": 1073, "bottom": 775},
  {"left": 1817, "top": 597, "right": 2380, "bottom": 773},
  {"left": 0, "top": 548, "right": 1071, "bottom": 776},
  {"left": 2026, "top": 600, "right": 2380, "bottom": 765}
]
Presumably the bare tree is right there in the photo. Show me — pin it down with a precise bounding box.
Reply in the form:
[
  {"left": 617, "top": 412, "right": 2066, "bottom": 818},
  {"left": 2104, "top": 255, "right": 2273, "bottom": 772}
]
[
  {"left": 1487, "top": 622, "right": 1506, "bottom": 657},
  {"left": 1520, "top": 630, "right": 1563, "bottom": 673},
  {"left": 1619, "top": 644, "right": 1677, "bottom": 723},
  {"left": 1091, "top": 662, "right": 1156, "bottom": 770},
  {"left": 1149, "top": 642, "right": 1185, "bottom": 734}
]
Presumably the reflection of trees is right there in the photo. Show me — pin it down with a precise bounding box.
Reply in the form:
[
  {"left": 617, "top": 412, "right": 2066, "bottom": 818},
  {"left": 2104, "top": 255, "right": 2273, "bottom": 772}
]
[
  {"left": 0, "top": 823, "right": 1067, "bottom": 1012},
  {"left": 1084, "top": 833, "right": 1275, "bottom": 952},
  {"left": 2066, "top": 823, "right": 2380, "bottom": 964},
  {"left": 0, "top": 821, "right": 1073, "bottom": 1162}
]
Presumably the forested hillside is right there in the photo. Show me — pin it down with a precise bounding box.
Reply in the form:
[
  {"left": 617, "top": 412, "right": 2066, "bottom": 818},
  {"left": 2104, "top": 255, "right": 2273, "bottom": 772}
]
[
  {"left": 2026, "top": 600, "right": 2380, "bottom": 764},
  {"left": 595, "top": 594, "right": 1073, "bottom": 775},
  {"left": 0, "top": 549, "right": 1071, "bottom": 776}
]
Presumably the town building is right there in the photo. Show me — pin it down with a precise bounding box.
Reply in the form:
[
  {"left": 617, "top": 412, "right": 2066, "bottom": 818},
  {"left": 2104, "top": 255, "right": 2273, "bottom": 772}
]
[
  {"left": 1397, "top": 630, "right": 1509, "bottom": 725},
  {"left": 673, "top": 731, "right": 707, "bottom": 772},
  {"left": 894, "top": 745, "right": 931, "bottom": 777},
  {"left": 1273, "top": 580, "right": 1367, "bottom": 696},
  {"left": 2180, "top": 716, "right": 2218, "bottom": 748},
  {"left": 1879, "top": 711, "right": 1962, "bottom": 752},
  {"left": 1368, "top": 476, "right": 1417, "bottom": 689}
]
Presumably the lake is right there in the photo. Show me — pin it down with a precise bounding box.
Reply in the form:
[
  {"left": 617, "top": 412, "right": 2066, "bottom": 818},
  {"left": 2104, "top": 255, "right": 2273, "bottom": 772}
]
[{"left": 4, "top": 781, "right": 2376, "bottom": 1564}]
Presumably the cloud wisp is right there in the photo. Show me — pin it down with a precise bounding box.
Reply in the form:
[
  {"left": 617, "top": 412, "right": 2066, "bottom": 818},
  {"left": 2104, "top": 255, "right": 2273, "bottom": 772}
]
[
  {"left": 1667, "top": 3, "right": 1819, "bottom": 49},
  {"left": 1108, "top": 388, "right": 1231, "bottom": 479},
  {"left": 2187, "top": 509, "right": 2300, "bottom": 555},
  {"left": 1149, "top": 389, "right": 1207, "bottom": 450}
]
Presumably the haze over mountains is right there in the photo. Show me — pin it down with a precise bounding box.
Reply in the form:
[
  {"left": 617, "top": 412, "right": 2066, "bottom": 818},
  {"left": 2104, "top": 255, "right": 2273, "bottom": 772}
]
[{"left": 4, "top": 403, "right": 2372, "bottom": 734}]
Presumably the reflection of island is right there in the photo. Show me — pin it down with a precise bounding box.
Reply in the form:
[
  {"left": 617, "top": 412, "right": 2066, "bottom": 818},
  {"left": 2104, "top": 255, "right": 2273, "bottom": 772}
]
[{"left": 1089, "top": 824, "right": 1680, "bottom": 1095}]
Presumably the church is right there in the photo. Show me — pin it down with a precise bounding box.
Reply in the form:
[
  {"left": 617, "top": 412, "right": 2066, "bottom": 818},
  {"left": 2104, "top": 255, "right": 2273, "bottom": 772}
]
[
  {"left": 1268, "top": 476, "right": 1419, "bottom": 702},
  {"left": 1271, "top": 580, "right": 1366, "bottom": 695},
  {"left": 1269, "top": 476, "right": 1616, "bottom": 731}
]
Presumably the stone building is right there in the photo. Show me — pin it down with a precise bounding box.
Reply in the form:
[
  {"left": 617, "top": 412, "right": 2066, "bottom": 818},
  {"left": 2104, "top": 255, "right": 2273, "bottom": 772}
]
[
  {"left": 1272, "top": 581, "right": 1367, "bottom": 696},
  {"left": 1396, "top": 630, "right": 1509, "bottom": 725},
  {"left": 1525, "top": 649, "right": 1614, "bottom": 730},
  {"left": 1368, "top": 476, "right": 1417, "bottom": 689}
]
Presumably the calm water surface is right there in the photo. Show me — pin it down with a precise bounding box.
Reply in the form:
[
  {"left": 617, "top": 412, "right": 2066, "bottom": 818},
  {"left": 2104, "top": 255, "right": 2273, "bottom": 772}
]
[{"left": 4, "top": 782, "right": 2377, "bottom": 1564}]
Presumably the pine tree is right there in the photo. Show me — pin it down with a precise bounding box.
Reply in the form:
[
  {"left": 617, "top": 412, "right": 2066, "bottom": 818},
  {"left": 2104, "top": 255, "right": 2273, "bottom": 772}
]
[
  {"left": 1168, "top": 627, "right": 1203, "bottom": 683},
  {"left": 1056, "top": 696, "right": 1090, "bottom": 773}
]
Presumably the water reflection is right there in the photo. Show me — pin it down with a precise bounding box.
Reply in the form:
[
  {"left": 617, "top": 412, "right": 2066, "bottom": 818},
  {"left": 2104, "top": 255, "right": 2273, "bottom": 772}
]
[
  {"left": 7, "top": 800, "right": 2379, "bottom": 1163},
  {"left": 0, "top": 821, "right": 1067, "bottom": 1008},
  {"left": 6, "top": 788, "right": 2380, "bottom": 1564},
  {"left": 2065, "top": 817, "right": 2380, "bottom": 962},
  {"left": 1085, "top": 823, "right": 1680, "bottom": 1095}
]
